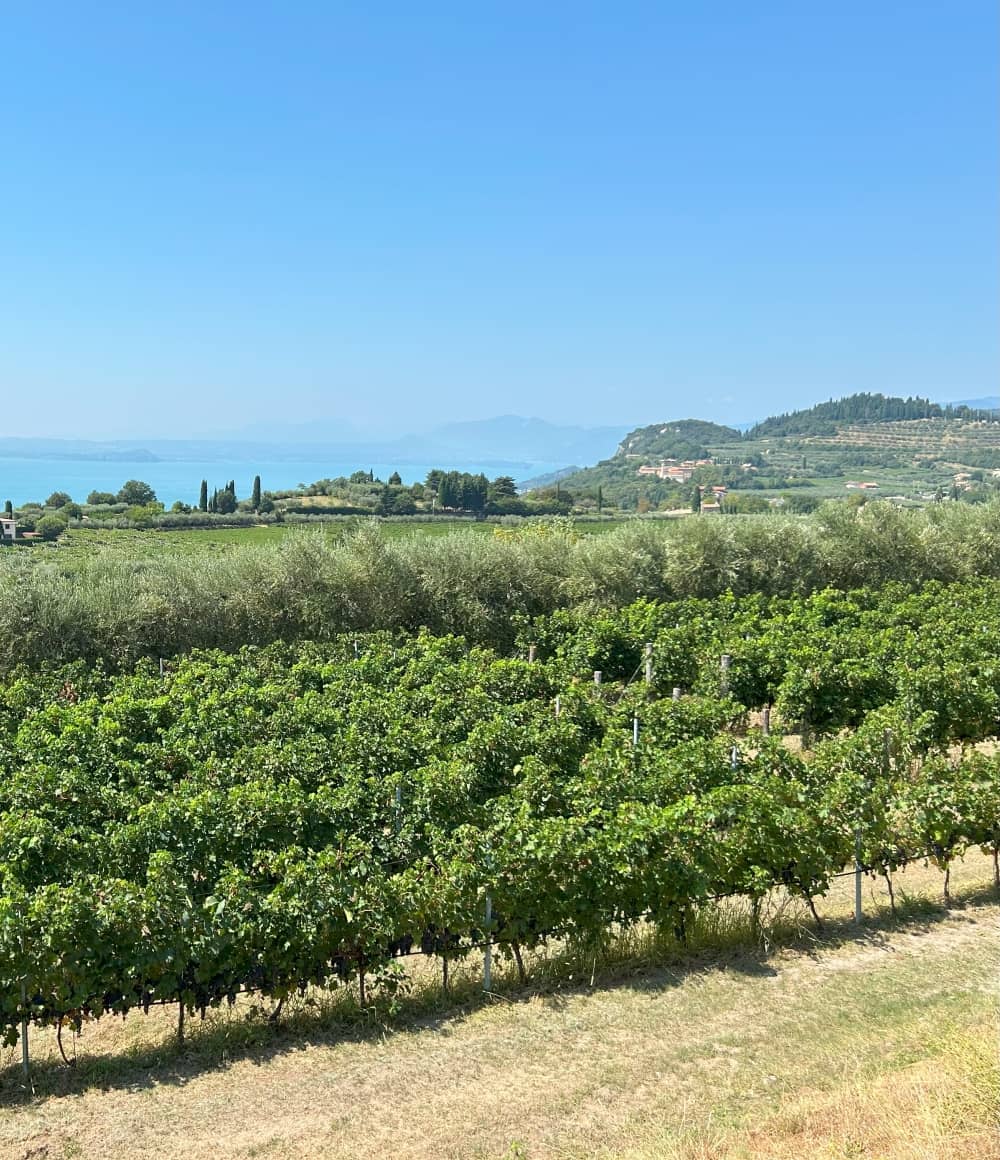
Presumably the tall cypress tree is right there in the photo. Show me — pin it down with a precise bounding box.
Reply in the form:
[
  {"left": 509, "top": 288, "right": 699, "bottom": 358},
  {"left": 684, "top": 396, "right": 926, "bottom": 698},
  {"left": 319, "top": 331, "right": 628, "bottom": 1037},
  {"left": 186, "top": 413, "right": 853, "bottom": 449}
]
[
  {"left": 199, "top": 480, "right": 208, "bottom": 512},
  {"left": 251, "top": 475, "right": 262, "bottom": 510}
]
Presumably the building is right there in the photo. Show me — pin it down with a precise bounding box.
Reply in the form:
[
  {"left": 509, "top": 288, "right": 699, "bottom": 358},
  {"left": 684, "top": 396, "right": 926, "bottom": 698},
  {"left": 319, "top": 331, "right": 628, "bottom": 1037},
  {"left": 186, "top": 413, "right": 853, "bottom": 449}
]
[
  {"left": 636, "top": 458, "right": 713, "bottom": 484},
  {"left": 0, "top": 517, "right": 15, "bottom": 542}
]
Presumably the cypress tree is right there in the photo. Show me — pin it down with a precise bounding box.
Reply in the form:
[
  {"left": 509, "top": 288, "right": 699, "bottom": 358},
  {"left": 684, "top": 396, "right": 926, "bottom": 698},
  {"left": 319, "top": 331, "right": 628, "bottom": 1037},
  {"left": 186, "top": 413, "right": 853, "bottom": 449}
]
[
  {"left": 691, "top": 485, "right": 702, "bottom": 513},
  {"left": 251, "top": 475, "right": 262, "bottom": 510},
  {"left": 596, "top": 486, "right": 603, "bottom": 513},
  {"left": 3, "top": 500, "right": 11, "bottom": 517},
  {"left": 199, "top": 480, "right": 208, "bottom": 512},
  {"left": 210, "top": 489, "right": 218, "bottom": 513}
]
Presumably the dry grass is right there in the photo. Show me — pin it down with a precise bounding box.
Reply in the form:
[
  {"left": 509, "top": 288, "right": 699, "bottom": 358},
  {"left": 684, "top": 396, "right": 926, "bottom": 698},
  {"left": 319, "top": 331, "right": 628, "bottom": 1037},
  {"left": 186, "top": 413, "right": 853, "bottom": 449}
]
[{"left": 0, "top": 856, "right": 996, "bottom": 1159}]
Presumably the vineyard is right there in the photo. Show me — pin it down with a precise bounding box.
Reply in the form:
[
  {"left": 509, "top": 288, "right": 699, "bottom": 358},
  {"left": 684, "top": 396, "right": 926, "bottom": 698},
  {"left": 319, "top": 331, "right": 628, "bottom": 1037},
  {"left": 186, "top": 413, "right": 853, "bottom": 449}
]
[{"left": 2, "top": 576, "right": 1000, "bottom": 1066}]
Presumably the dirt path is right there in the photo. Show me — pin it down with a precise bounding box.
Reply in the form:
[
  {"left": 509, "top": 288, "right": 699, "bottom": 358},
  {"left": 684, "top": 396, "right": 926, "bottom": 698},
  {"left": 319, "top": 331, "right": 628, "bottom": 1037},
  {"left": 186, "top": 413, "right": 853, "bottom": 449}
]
[{"left": 0, "top": 889, "right": 996, "bottom": 1160}]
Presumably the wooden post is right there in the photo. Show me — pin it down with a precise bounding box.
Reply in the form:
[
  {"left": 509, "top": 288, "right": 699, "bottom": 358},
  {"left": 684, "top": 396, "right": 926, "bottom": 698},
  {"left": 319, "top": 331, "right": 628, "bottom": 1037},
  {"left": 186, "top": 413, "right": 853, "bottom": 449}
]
[
  {"left": 554, "top": 695, "right": 561, "bottom": 718},
  {"left": 528, "top": 644, "right": 537, "bottom": 663},
  {"left": 672, "top": 687, "right": 682, "bottom": 701},
  {"left": 483, "top": 894, "right": 493, "bottom": 993},
  {"left": 762, "top": 705, "right": 771, "bottom": 735},
  {"left": 593, "top": 671, "right": 602, "bottom": 686},
  {"left": 20, "top": 978, "right": 28, "bottom": 1078}
]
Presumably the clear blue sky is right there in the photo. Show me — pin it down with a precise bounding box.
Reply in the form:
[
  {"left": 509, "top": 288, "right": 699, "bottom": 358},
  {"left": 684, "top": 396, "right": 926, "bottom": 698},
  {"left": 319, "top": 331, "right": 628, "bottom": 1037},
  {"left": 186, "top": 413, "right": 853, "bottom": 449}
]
[{"left": 2, "top": 1, "right": 996, "bottom": 439}]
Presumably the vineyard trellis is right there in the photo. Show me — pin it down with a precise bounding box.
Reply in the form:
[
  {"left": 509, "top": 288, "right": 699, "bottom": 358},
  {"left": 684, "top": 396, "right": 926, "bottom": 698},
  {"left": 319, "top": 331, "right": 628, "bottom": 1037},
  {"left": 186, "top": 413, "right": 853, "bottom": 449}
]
[{"left": 2, "top": 578, "right": 1000, "bottom": 1073}]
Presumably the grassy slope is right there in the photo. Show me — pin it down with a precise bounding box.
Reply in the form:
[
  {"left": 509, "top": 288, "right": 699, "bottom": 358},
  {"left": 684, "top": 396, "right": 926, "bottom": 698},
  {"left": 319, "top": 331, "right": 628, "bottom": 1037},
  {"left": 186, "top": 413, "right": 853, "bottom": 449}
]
[{"left": 0, "top": 857, "right": 996, "bottom": 1160}]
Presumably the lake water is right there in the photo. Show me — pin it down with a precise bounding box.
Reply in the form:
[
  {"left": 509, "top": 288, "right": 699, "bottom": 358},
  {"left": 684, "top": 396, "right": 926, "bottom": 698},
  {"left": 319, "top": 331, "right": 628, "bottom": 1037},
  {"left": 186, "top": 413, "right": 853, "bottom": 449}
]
[{"left": 0, "top": 456, "right": 567, "bottom": 507}]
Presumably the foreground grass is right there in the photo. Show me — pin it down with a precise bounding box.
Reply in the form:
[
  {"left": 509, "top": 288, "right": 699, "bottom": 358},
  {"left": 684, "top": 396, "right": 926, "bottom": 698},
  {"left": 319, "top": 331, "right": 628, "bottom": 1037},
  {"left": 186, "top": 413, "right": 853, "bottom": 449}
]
[{"left": 0, "top": 855, "right": 996, "bottom": 1159}]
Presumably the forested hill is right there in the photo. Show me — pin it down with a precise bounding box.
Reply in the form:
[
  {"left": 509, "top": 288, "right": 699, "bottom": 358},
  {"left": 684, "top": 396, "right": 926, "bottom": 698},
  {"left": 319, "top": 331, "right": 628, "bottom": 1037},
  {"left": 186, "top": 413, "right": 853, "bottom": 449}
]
[
  {"left": 747, "top": 393, "right": 997, "bottom": 439},
  {"left": 616, "top": 420, "right": 742, "bottom": 461}
]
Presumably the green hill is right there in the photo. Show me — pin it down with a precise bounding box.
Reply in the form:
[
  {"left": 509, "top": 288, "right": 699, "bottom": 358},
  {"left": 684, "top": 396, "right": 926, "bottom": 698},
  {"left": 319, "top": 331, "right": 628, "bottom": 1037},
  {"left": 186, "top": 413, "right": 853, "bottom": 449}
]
[
  {"left": 748, "top": 392, "right": 996, "bottom": 439},
  {"left": 547, "top": 393, "right": 1000, "bottom": 514},
  {"left": 616, "top": 419, "right": 742, "bottom": 460}
]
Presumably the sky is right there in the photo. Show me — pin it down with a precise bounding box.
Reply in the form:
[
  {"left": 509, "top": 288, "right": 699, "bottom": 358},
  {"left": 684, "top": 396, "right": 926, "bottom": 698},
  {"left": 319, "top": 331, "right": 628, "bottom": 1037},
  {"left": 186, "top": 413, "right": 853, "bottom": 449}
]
[{"left": 1, "top": 1, "right": 997, "bottom": 440}]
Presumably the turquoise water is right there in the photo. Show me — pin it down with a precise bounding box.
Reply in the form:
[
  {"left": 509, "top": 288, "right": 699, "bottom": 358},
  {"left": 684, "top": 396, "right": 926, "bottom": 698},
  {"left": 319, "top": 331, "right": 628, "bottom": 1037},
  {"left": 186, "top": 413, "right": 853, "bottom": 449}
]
[{"left": 0, "top": 457, "right": 563, "bottom": 507}]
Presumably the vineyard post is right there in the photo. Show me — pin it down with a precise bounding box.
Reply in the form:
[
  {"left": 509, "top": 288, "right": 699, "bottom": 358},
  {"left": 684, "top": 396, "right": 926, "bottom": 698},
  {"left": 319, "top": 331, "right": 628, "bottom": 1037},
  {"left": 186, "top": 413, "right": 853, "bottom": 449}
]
[
  {"left": 528, "top": 644, "right": 537, "bottom": 663},
  {"left": 483, "top": 893, "right": 493, "bottom": 993},
  {"left": 20, "top": 978, "right": 28, "bottom": 1078},
  {"left": 762, "top": 706, "right": 770, "bottom": 736},
  {"left": 159, "top": 657, "right": 165, "bottom": 677},
  {"left": 554, "top": 695, "right": 561, "bottom": 718},
  {"left": 19, "top": 913, "right": 28, "bottom": 1078},
  {"left": 632, "top": 715, "right": 640, "bottom": 748},
  {"left": 593, "top": 671, "right": 602, "bottom": 686},
  {"left": 672, "top": 687, "right": 682, "bottom": 701},
  {"left": 644, "top": 643, "right": 653, "bottom": 685},
  {"left": 720, "top": 654, "right": 732, "bottom": 696}
]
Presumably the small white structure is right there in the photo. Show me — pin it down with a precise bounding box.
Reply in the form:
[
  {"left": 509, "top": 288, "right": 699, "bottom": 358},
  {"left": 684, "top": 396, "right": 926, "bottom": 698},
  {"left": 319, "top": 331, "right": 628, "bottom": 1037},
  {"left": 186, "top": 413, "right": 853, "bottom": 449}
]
[{"left": 0, "top": 517, "right": 16, "bottom": 542}]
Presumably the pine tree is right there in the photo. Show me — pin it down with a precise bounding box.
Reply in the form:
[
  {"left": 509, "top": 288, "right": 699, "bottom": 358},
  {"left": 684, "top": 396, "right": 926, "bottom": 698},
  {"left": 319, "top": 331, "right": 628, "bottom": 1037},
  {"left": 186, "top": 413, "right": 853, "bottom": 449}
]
[
  {"left": 251, "top": 475, "right": 262, "bottom": 510},
  {"left": 199, "top": 480, "right": 208, "bottom": 512}
]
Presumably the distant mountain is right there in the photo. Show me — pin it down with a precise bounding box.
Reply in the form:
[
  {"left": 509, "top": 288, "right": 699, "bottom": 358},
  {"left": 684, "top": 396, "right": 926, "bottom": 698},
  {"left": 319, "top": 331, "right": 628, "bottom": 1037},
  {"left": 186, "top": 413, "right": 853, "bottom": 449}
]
[
  {"left": 943, "top": 396, "right": 1000, "bottom": 412},
  {"left": 46, "top": 416, "right": 633, "bottom": 470},
  {"left": 406, "top": 416, "right": 631, "bottom": 464},
  {"left": 0, "top": 437, "right": 160, "bottom": 462}
]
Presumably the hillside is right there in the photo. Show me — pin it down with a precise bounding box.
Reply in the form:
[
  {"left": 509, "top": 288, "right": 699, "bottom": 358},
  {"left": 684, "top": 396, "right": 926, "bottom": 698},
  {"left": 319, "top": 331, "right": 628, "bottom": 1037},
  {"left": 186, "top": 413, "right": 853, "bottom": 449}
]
[
  {"left": 549, "top": 393, "right": 1000, "bottom": 512},
  {"left": 748, "top": 392, "right": 997, "bottom": 439},
  {"left": 616, "top": 419, "right": 742, "bottom": 459}
]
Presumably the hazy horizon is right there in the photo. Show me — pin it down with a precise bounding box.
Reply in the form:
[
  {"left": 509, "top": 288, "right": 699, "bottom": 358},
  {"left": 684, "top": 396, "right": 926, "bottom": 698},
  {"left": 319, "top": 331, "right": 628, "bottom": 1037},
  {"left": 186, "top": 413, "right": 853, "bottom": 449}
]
[{"left": 2, "top": 3, "right": 996, "bottom": 440}]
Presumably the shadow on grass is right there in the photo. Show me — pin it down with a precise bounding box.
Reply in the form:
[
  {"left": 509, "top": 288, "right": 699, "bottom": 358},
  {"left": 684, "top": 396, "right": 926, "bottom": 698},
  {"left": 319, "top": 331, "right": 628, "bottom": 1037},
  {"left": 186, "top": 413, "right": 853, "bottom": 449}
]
[{"left": 1, "top": 878, "right": 996, "bottom": 1107}]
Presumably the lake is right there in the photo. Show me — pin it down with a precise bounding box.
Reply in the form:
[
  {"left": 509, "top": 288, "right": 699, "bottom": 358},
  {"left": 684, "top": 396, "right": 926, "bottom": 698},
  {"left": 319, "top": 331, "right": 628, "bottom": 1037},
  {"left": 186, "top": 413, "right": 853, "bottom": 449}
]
[{"left": 0, "top": 456, "right": 567, "bottom": 507}]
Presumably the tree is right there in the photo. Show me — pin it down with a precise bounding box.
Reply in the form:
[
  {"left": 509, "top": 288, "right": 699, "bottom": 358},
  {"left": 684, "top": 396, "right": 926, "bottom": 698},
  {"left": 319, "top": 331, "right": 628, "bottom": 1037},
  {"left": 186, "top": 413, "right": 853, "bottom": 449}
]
[
  {"left": 62, "top": 502, "right": 83, "bottom": 520},
  {"left": 490, "top": 476, "right": 517, "bottom": 499},
  {"left": 46, "top": 491, "right": 72, "bottom": 509},
  {"left": 117, "top": 480, "right": 156, "bottom": 506},
  {"left": 388, "top": 471, "right": 402, "bottom": 486},
  {"left": 35, "top": 513, "right": 68, "bottom": 541},
  {"left": 596, "top": 486, "right": 603, "bottom": 514},
  {"left": 3, "top": 500, "right": 12, "bottom": 517},
  {"left": 199, "top": 480, "right": 209, "bottom": 512},
  {"left": 87, "top": 491, "right": 116, "bottom": 505},
  {"left": 691, "top": 486, "right": 702, "bottom": 513},
  {"left": 216, "top": 487, "right": 237, "bottom": 515},
  {"left": 251, "top": 475, "right": 262, "bottom": 510}
]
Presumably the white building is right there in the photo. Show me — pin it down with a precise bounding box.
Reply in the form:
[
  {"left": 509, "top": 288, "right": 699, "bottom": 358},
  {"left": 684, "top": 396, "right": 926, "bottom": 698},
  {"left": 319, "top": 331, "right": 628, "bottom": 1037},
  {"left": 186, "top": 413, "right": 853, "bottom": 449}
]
[{"left": 0, "top": 517, "right": 16, "bottom": 542}]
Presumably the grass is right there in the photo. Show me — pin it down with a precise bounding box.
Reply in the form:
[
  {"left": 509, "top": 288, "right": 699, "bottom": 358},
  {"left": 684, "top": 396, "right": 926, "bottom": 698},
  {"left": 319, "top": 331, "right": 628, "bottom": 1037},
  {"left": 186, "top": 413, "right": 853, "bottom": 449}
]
[{"left": 0, "top": 854, "right": 996, "bottom": 1159}]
